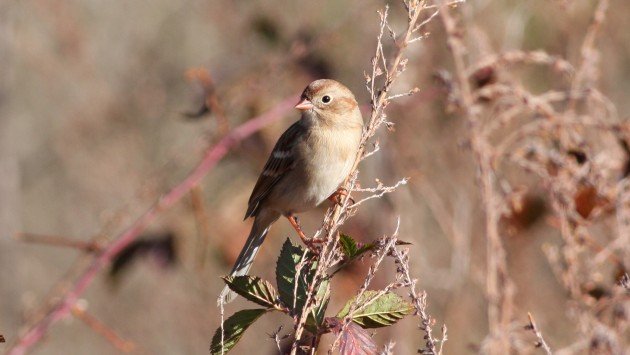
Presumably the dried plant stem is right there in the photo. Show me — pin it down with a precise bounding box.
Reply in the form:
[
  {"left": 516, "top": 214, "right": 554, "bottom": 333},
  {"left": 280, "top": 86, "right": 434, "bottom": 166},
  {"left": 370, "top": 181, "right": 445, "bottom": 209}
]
[
  {"left": 15, "top": 233, "right": 101, "bottom": 253},
  {"left": 7, "top": 97, "right": 296, "bottom": 355},
  {"left": 185, "top": 67, "right": 230, "bottom": 135},
  {"left": 289, "top": 1, "right": 441, "bottom": 353},
  {"left": 71, "top": 306, "right": 136, "bottom": 353},
  {"left": 190, "top": 185, "right": 212, "bottom": 270},
  {"left": 568, "top": 0, "right": 609, "bottom": 112},
  {"left": 526, "top": 312, "right": 552, "bottom": 355},
  {"left": 391, "top": 246, "right": 441, "bottom": 354},
  {"left": 330, "top": 234, "right": 400, "bottom": 351},
  {"left": 438, "top": 1, "right": 515, "bottom": 353}
]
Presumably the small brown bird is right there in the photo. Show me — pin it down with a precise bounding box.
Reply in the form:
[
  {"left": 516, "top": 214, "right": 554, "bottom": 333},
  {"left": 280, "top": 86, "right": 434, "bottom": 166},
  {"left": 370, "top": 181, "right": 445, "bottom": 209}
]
[{"left": 219, "top": 79, "right": 363, "bottom": 303}]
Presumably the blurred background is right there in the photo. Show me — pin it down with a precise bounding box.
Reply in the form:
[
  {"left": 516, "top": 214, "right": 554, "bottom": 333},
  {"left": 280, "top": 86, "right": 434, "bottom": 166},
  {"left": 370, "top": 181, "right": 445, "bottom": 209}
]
[{"left": 1, "top": 0, "right": 629, "bottom": 354}]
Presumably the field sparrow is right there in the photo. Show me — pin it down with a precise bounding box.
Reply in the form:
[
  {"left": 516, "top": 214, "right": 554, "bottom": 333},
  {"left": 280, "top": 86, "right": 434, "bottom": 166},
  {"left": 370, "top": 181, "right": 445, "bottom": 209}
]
[{"left": 219, "top": 79, "right": 363, "bottom": 303}]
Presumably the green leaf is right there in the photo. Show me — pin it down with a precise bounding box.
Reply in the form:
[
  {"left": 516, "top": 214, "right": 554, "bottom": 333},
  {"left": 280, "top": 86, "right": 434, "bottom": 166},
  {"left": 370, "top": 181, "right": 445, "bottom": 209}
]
[
  {"left": 339, "top": 234, "right": 359, "bottom": 256},
  {"left": 337, "top": 291, "right": 414, "bottom": 328},
  {"left": 276, "top": 239, "right": 308, "bottom": 311},
  {"left": 222, "top": 276, "right": 278, "bottom": 308},
  {"left": 339, "top": 234, "right": 375, "bottom": 260},
  {"left": 210, "top": 309, "right": 267, "bottom": 354},
  {"left": 304, "top": 289, "right": 330, "bottom": 332},
  {"left": 275, "top": 238, "right": 329, "bottom": 325}
]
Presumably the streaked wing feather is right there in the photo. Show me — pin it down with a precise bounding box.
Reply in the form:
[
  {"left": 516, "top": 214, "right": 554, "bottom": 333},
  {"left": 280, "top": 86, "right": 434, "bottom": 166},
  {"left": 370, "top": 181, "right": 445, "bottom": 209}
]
[{"left": 244, "top": 121, "right": 305, "bottom": 219}]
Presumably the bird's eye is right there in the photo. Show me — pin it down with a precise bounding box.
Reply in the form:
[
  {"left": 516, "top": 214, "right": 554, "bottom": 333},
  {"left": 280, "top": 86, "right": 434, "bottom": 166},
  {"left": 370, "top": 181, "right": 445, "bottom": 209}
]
[{"left": 322, "top": 95, "right": 332, "bottom": 104}]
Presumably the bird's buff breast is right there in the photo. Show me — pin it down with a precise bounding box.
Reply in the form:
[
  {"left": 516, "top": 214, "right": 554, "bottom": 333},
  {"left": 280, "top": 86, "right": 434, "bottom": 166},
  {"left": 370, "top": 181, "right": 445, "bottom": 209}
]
[{"left": 270, "top": 127, "right": 359, "bottom": 215}]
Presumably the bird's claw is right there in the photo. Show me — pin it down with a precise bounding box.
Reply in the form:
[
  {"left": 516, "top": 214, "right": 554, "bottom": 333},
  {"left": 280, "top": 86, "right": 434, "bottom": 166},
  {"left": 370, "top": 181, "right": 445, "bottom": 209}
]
[
  {"left": 286, "top": 215, "right": 323, "bottom": 254},
  {"left": 303, "top": 237, "right": 324, "bottom": 255},
  {"left": 328, "top": 188, "right": 355, "bottom": 206}
]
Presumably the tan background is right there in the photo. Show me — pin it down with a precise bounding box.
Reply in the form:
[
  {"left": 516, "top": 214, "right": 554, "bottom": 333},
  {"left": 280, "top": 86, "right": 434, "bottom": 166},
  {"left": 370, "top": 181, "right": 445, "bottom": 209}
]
[{"left": 1, "top": 0, "right": 629, "bottom": 354}]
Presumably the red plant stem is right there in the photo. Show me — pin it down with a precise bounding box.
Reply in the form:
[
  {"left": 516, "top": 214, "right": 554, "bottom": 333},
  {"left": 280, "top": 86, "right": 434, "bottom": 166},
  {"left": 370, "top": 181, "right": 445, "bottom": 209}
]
[
  {"left": 7, "top": 96, "right": 297, "bottom": 355},
  {"left": 16, "top": 233, "right": 101, "bottom": 252},
  {"left": 71, "top": 307, "right": 136, "bottom": 353}
]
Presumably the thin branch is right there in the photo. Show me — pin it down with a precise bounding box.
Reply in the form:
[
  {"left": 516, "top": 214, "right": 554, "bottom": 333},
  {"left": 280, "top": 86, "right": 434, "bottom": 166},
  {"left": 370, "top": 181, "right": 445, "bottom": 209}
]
[
  {"left": 288, "top": 2, "right": 449, "bottom": 354},
  {"left": 526, "top": 312, "right": 552, "bottom": 355},
  {"left": 438, "top": 2, "right": 515, "bottom": 354},
  {"left": 437, "top": 325, "right": 448, "bottom": 355},
  {"left": 268, "top": 326, "right": 287, "bottom": 354},
  {"left": 289, "top": 2, "right": 435, "bottom": 352},
  {"left": 568, "top": 0, "right": 609, "bottom": 112},
  {"left": 391, "top": 245, "right": 441, "bottom": 354},
  {"left": 330, "top": 233, "right": 400, "bottom": 351},
  {"left": 7, "top": 97, "right": 297, "bottom": 355},
  {"left": 351, "top": 178, "right": 409, "bottom": 207},
  {"left": 190, "top": 186, "right": 212, "bottom": 270},
  {"left": 71, "top": 305, "right": 136, "bottom": 353},
  {"left": 185, "top": 68, "right": 230, "bottom": 135},
  {"left": 15, "top": 232, "right": 101, "bottom": 253}
]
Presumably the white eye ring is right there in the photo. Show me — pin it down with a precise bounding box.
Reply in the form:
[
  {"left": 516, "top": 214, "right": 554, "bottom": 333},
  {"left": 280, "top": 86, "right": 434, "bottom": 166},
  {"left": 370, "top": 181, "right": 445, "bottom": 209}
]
[{"left": 321, "top": 95, "right": 332, "bottom": 104}]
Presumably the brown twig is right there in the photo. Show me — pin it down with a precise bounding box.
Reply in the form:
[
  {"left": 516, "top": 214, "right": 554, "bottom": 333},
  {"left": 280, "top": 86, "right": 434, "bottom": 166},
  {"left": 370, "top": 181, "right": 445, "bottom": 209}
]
[
  {"left": 7, "top": 96, "right": 296, "bottom": 355},
  {"left": 438, "top": 1, "right": 515, "bottom": 353},
  {"left": 525, "top": 312, "right": 552, "bottom": 355},
  {"left": 437, "top": 0, "right": 628, "bottom": 352},
  {"left": 190, "top": 185, "right": 213, "bottom": 270},
  {"left": 391, "top": 245, "right": 444, "bottom": 354},
  {"left": 567, "top": 0, "right": 609, "bottom": 112},
  {"left": 185, "top": 68, "right": 230, "bottom": 135},
  {"left": 268, "top": 326, "right": 287, "bottom": 354},
  {"left": 330, "top": 233, "right": 400, "bottom": 351},
  {"left": 15, "top": 232, "right": 102, "bottom": 253},
  {"left": 71, "top": 305, "right": 136, "bottom": 353},
  {"left": 289, "top": 1, "right": 443, "bottom": 353}
]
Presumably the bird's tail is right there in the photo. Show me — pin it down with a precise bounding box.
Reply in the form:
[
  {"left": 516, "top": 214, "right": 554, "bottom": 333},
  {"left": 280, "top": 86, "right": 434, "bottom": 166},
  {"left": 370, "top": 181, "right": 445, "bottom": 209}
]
[{"left": 218, "top": 210, "right": 279, "bottom": 304}]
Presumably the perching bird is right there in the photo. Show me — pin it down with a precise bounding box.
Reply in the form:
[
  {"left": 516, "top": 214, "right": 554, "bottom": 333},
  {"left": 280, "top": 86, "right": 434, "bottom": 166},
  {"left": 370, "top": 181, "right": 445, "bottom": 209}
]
[{"left": 219, "top": 79, "right": 364, "bottom": 303}]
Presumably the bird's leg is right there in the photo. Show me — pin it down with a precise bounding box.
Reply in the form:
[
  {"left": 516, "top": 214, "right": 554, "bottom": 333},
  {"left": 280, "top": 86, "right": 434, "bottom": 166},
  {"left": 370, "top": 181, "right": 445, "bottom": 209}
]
[
  {"left": 286, "top": 215, "right": 323, "bottom": 252},
  {"left": 286, "top": 215, "right": 308, "bottom": 242},
  {"left": 328, "top": 187, "right": 354, "bottom": 206}
]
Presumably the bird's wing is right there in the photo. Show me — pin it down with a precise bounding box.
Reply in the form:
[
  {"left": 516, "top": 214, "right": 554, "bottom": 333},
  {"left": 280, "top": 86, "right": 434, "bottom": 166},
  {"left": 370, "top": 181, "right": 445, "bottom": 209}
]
[{"left": 244, "top": 121, "right": 306, "bottom": 219}]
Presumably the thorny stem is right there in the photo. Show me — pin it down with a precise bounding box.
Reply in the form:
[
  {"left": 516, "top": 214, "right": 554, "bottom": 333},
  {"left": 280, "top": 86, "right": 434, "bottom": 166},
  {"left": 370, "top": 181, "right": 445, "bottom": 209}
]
[
  {"left": 190, "top": 186, "right": 213, "bottom": 270},
  {"left": 289, "top": 1, "right": 441, "bottom": 353},
  {"left": 15, "top": 233, "right": 101, "bottom": 253},
  {"left": 7, "top": 97, "right": 297, "bottom": 355},
  {"left": 526, "top": 312, "right": 553, "bottom": 355},
  {"left": 71, "top": 306, "right": 136, "bottom": 353},
  {"left": 546, "top": 1, "right": 623, "bottom": 348},
  {"left": 567, "top": 0, "right": 609, "bottom": 113},
  {"left": 330, "top": 234, "right": 400, "bottom": 351},
  {"left": 391, "top": 246, "right": 442, "bottom": 354},
  {"left": 438, "top": 1, "right": 515, "bottom": 354}
]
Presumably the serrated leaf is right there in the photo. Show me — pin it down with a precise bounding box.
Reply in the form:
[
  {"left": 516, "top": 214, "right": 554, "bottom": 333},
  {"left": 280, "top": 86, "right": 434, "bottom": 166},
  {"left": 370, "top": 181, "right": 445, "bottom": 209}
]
[
  {"left": 339, "top": 234, "right": 375, "bottom": 260},
  {"left": 276, "top": 239, "right": 308, "bottom": 310},
  {"left": 222, "top": 276, "right": 278, "bottom": 308},
  {"left": 210, "top": 309, "right": 267, "bottom": 354},
  {"left": 337, "top": 291, "right": 414, "bottom": 328},
  {"left": 275, "top": 238, "right": 329, "bottom": 324},
  {"left": 339, "top": 234, "right": 359, "bottom": 257},
  {"left": 304, "top": 289, "right": 330, "bottom": 332}
]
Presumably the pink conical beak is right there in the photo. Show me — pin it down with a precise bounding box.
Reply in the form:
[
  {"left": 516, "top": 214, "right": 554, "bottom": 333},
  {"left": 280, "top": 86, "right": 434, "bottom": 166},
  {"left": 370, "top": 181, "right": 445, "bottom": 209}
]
[{"left": 295, "top": 98, "right": 314, "bottom": 111}]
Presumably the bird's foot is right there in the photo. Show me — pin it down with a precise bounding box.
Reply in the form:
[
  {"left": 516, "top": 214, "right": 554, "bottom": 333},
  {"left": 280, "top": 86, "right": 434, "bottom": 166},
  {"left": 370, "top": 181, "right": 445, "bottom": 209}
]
[
  {"left": 286, "top": 215, "right": 323, "bottom": 254},
  {"left": 328, "top": 187, "right": 354, "bottom": 206},
  {"left": 303, "top": 237, "right": 324, "bottom": 255}
]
